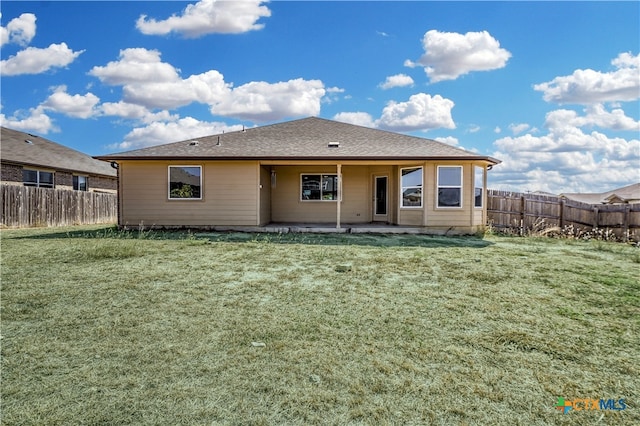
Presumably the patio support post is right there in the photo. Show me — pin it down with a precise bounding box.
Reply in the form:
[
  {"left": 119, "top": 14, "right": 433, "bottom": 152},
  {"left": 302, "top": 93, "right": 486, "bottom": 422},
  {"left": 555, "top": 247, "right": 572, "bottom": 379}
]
[{"left": 337, "top": 163, "right": 342, "bottom": 229}]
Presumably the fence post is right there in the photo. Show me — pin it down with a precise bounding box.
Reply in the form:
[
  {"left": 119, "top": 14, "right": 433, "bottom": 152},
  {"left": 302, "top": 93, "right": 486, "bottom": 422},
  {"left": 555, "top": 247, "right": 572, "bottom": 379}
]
[
  {"left": 520, "top": 195, "right": 526, "bottom": 236},
  {"left": 559, "top": 198, "right": 565, "bottom": 229},
  {"left": 622, "top": 204, "right": 630, "bottom": 242},
  {"left": 593, "top": 206, "right": 599, "bottom": 229}
]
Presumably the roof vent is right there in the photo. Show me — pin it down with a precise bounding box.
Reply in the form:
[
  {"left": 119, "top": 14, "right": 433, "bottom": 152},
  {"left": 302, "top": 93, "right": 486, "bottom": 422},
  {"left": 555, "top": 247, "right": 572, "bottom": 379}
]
[
  {"left": 189, "top": 140, "right": 199, "bottom": 146},
  {"left": 328, "top": 141, "right": 340, "bottom": 148}
]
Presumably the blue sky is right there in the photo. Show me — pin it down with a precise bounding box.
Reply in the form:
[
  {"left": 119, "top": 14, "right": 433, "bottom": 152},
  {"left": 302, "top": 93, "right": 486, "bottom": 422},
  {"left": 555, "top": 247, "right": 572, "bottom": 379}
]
[{"left": 1, "top": 1, "right": 638, "bottom": 193}]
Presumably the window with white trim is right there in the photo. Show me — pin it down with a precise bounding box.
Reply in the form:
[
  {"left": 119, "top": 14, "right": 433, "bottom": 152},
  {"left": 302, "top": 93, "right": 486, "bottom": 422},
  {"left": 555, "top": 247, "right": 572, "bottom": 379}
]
[
  {"left": 23, "top": 169, "right": 54, "bottom": 188},
  {"left": 437, "top": 166, "right": 462, "bottom": 208},
  {"left": 401, "top": 167, "right": 423, "bottom": 208},
  {"left": 73, "top": 175, "right": 88, "bottom": 191},
  {"left": 474, "top": 166, "right": 484, "bottom": 208},
  {"left": 301, "top": 174, "right": 338, "bottom": 201},
  {"left": 168, "top": 166, "right": 202, "bottom": 199}
]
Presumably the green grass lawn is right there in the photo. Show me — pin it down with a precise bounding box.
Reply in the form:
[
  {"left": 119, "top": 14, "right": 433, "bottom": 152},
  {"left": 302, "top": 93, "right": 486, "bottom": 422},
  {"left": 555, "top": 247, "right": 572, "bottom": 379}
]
[{"left": 1, "top": 226, "right": 638, "bottom": 425}]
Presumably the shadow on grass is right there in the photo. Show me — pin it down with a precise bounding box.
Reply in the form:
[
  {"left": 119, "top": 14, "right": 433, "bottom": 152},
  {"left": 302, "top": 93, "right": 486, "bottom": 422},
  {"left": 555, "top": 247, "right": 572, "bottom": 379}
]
[{"left": 3, "top": 225, "right": 493, "bottom": 249}]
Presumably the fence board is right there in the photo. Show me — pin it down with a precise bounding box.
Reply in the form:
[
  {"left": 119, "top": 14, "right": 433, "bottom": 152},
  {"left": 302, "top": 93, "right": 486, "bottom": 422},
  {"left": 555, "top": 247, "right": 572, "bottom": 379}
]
[
  {"left": 487, "top": 189, "right": 640, "bottom": 241},
  {"left": 1, "top": 185, "right": 117, "bottom": 228}
]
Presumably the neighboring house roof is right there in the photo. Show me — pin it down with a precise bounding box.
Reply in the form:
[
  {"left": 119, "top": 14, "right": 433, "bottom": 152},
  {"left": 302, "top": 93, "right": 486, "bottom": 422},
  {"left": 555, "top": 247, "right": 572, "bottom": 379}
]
[
  {"left": 1, "top": 127, "right": 117, "bottom": 178},
  {"left": 96, "top": 117, "right": 501, "bottom": 164},
  {"left": 560, "top": 183, "right": 640, "bottom": 204}
]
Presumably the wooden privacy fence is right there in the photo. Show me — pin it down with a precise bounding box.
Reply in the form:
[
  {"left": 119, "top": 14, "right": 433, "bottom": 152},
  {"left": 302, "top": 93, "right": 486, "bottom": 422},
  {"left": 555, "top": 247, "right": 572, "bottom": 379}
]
[
  {"left": 487, "top": 189, "right": 640, "bottom": 240},
  {"left": 1, "top": 185, "right": 117, "bottom": 228}
]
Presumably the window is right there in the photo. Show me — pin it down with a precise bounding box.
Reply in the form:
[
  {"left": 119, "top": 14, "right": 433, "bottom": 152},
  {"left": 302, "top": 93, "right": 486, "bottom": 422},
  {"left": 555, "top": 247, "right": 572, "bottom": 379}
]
[
  {"left": 73, "top": 175, "right": 88, "bottom": 191},
  {"left": 474, "top": 166, "right": 484, "bottom": 208},
  {"left": 437, "top": 166, "right": 462, "bottom": 208},
  {"left": 301, "top": 174, "right": 338, "bottom": 201},
  {"left": 23, "top": 169, "right": 54, "bottom": 188},
  {"left": 168, "top": 166, "right": 202, "bottom": 199},
  {"left": 401, "top": 167, "right": 423, "bottom": 207}
]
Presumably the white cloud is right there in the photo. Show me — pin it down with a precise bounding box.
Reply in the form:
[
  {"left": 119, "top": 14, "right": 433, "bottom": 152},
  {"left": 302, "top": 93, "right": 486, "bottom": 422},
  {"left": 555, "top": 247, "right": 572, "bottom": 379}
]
[
  {"left": 494, "top": 126, "right": 502, "bottom": 134},
  {"left": 407, "top": 30, "right": 511, "bottom": 83},
  {"left": 333, "top": 112, "right": 376, "bottom": 128},
  {"left": 565, "top": 104, "right": 639, "bottom": 131},
  {"left": 136, "top": 0, "right": 271, "bottom": 37},
  {"left": 100, "top": 102, "right": 178, "bottom": 124},
  {"left": 88, "top": 48, "right": 180, "bottom": 85},
  {"left": 1, "top": 13, "right": 36, "bottom": 47},
  {"left": 322, "top": 86, "right": 345, "bottom": 104},
  {"left": 0, "top": 42, "right": 84, "bottom": 76},
  {"left": 434, "top": 136, "right": 459, "bottom": 146},
  {"left": 0, "top": 106, "right": 56, "bottom": 134},
  {"left": 112, "top": 117, "right": 244, "bottom": 150},
  {"left": 334, "top": 93, "right": 456, "bottom": 133},
  {"left": 89, "top": 48, "right": 324, "bottom": 121},
  {"left": 509, "top": 123, "right": 530, "bottom": 135},
  {"left": 212, "top": 78, "right": 325, "bottom": 121},
  {"left": 377, "top": 93, "right": 455, "bottom": 131},
  {"left": 534, "top": 52, "right": 640, "bottom": 104},
  {"left": 41, "top": 86, "right": 100, "bottom": 119},
  {"left": 468, "top": 125, "right": 481, "bottom": 134},
  {"left": 122, "top": 70, "right": 230, "bottom": 109},
  {"left": 379, "top": 74, "right": 414, "bottom": 90},
  {"left": 491, "top": 107, "right": 640, "bottom": 193}
]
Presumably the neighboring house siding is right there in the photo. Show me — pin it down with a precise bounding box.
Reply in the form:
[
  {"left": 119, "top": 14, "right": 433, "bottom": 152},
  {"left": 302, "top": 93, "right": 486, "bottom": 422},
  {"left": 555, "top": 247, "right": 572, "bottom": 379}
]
[
  {"left": 90, "top": 175, "right": 118, "bottom": 192},
  {"left": 56, "top": 171, "right": 73, "bottom": 189},
  {"left": 1, "top": 163, "right": 22, "bottom": 184},
  {"left": 1, "top": 162, "right": 116, "bottom": 192},
  {"left": 119, "top": 160, "right": 258, "bottom": 227}
]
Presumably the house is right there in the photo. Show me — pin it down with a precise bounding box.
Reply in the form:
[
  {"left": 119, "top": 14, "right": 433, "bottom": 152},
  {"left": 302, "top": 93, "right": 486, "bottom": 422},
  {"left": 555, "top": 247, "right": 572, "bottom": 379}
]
[
  {"left": 1, "top": 127, "right": 117, "bottom": 193},
  {"left": 560, "top": 183, "right": 640, "bottom": 205},
  {"left": 95, "top": 117, "right": 500, "bottom": 234}
]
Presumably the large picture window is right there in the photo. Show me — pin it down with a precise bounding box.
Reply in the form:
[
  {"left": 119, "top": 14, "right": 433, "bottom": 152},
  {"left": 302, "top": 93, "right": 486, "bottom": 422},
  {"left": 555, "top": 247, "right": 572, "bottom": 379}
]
[
  {"left": 437, "top": 166, "right": 462, "bottom": 208},
  {"left": 301, "top": 174, "right": 338, "bottom": 201},
  {"left": 168, "top": 166, "right": 202, "bottom": 199},
  {"left": 401, "top": 167, "right": 423, "bottom": 208},
  {"left": 23, "top": 169, "right": 54, "bottom": 188},
  {"left": 474, "top": 166, "right": 484, "bottom": 208}
]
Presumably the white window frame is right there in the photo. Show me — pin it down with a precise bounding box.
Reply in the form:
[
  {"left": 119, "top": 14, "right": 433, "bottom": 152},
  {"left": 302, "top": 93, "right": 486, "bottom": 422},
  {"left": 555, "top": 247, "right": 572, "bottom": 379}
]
[
  {"left": 168, "top": 165, "right": 203, "bottom": 200},
  {"left": 474, "top": 166, "right": 484, "bottom": 208},
  {"left": 300, "top": 173, "right": 339, "bottom": 202},
  {"left": 73, "top": 175, "right": 88, "bottom": 191},
  {"left": 437, "top": 165, "right": 463, "bottom": 208},
  {"left": 400, "top": 166, "right": 423, "bottom": 208},
  {"left": 23, "top": 169, "right": 54, "bottom": 188}
]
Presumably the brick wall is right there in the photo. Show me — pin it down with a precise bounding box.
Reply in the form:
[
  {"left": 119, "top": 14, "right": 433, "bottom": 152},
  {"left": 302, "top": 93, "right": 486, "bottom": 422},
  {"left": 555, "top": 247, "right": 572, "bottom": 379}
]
[
  {"left": 1, "top": 163, "right": 22, "bottom": 183},
  {"left": 90, "top": 175, "right": 117, "bottom": 192},
  {"left": 57, "top": 171, "right": 73, "bottom": 189},
  {"left": 1, "top": 163, "right": 117, "bottom": 193}
]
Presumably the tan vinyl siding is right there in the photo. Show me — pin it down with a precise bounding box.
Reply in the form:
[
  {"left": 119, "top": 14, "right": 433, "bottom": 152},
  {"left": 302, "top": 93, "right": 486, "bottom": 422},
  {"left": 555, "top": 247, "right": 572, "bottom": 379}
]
[
  {"left": 340, "top": 166, "right": 370, "bottom": 223},
  {"left": 270, "top": 165, "right": 371, "bottom": 224},
  {"left": 398, "top": 209, "right": 423, "bottom": 226},
  {"left": 119, "top": 160, "right": 259, "bottom": 226},
  {"left": 259, "top": 166, "right": 271, "bottom": 225},
  {"left": 425, "top": 162, "right": 479, "bottom": 227}
]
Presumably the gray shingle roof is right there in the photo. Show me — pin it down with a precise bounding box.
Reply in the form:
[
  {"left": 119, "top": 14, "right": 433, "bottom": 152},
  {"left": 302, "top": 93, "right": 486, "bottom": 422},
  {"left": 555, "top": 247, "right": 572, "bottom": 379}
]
[
  {"left": 96, "top": 117, "right": 500, "bottom": 164},
  {"left": 561, "top": 183, "right": 640, "bottom": 204},
  {"left": 1, "top": 127, "right": 117, "bottom": 177}
]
